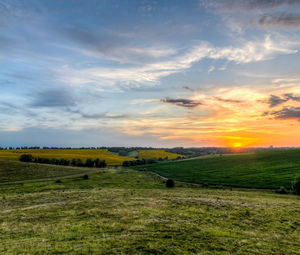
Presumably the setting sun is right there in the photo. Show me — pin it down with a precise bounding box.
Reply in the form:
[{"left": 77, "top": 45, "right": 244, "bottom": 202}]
[{"left": 232, "top": 142, "right": 243, "bottom": 148}]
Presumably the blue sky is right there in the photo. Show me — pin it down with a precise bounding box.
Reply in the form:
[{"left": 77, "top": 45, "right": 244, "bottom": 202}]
[{"left": 1, "top": 0, "right": 300, "bottom": 147}]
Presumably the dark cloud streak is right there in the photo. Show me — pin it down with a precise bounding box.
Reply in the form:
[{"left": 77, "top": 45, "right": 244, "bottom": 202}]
[
  {"left": 161, "top": 97, "right": 202, "bottom": 108},
  {"left": 259, "top": 13, "right": 300, "bottom": 27}
]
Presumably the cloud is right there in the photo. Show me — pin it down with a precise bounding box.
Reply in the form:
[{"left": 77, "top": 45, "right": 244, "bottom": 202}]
[
  {"left": 161, "top": 97, "right": 202, "bottom": 108},
  {"left": 214, "top": 97, "right": 243, "bottom": 104},
  {"left": 208, "top": 35, "right": 298, "bottom": 63},
  {"left": 183, "top": 86, "right": 194, "bottom": 92},
  {"left": 30, "top": 88, "right": 76, "bottom": 108},
  {"left": 65, "top": 26, "right": 176, "bottom": 64},
  {"left": 258, "top": 13, "right": 300, "bottom": 27},
  {"left": 285, "top": 93, "right": 300, "bottom": 102},
  {"left": 79, "top": 112, "right": 129, "bottom": 120},
  {"left": 271, "top": 107, "right": 300, "bottom": 120},
  {"left": 58, "top": 35, "right": 298, "bottom": 88},
  {"left": 202, "top": 0, "right": 300, "bottom": 12},
  {"left": 268, "top": 95, "right": 288, "bottom": 107},
  {"left": 267, "top": 93, "right": 300, "bottom": 107}
]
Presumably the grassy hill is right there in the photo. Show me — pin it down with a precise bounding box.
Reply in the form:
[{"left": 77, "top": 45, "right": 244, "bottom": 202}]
[
  {"left": 0, "top": 165, "right": 299, "bottom": 254},
  {"left": 0, "top": 160, "right": 97, "bottom": 183},
  {"left": 133, "top": 149, "right": 300, "bottom": 189}
]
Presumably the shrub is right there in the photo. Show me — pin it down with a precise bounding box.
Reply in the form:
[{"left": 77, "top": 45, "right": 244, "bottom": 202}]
[
  {"left": 276, "top": 186, "right": 288, "bottom": 194},
  {"left": 19, "top": 154, "right": 33, "bottom": 162},
  {"left": 166, "top": 179, "right": 175, "bottom": 188},
  {"left": 292, "top": 176, "right": 300, "bottom": 195},
  {"left": 55, "top": 179, "right": 62, "bottom": 183},
  {"left": 83, "top": 174, "right": 89, "bottom": 180}
]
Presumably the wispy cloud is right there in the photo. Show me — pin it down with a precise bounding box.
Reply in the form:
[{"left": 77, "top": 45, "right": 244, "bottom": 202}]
[
  {"left": 57, "top": 35, "right": 298, "bottom": 88},
  {"left": 201, "top": 0, "right": 300, "bottom": 12},
  {"left": 258, "top": 13, "right": 300, "bottom": 27},
  {"left": 270, "top": 106, "right": 300, "bottom": 120},
  {"left": 161, "top": 97, "right": 202, "bottom": 108},
  {"left": 267, "top": 93, "right": 300, "bottom": 107},
  {"left": 30, "top": 88, "right": 76, "bottom": 108}
]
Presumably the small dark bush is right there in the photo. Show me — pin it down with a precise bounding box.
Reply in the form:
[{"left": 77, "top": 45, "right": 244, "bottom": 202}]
[
  {"left": 276, "top": 186, "right": 288, "bottom": 194},
  {"left": 166, "top": 179, "right": 175, "bottom": 188},
  {"left": 83, "top": 174, "right": 89, "bottom": 180},
  {"left": 292, "top": 176, "right": 300, "bottom": 195},
  {"left": 55, "top": 180, "right": 62, "bottom": 183},
  {"left": 19, "top": 154, "right": 33, "bottom": 162}
]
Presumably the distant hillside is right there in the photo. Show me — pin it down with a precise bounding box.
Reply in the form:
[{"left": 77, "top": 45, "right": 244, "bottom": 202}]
[
  {"left": 0, "top": 160, "right": 96, "bottom": 183},
  {"left": 133, "top": 149, "right": 300, "bottom": 189}
]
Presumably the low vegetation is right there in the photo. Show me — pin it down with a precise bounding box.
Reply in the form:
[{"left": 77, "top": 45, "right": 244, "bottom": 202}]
[{"left": 133, "top": 149, "right": 300, "bottom": 189}]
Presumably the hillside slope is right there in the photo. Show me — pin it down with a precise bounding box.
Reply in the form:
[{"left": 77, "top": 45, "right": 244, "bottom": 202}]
[
  {"left": 134, "top": 149, "right": 300, "bottom": 189},
  {"left": 0, "top": 160, "right": 96, "bottom": 183}
]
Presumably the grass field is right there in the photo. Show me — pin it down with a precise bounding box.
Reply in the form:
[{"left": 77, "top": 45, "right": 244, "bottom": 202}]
[
  {"left": 0, "top": 149, "right": 135, "bottom": 166},
  {"left": 138, "top": 150, "right": 183, "bottom": 160},
  {"left": 0, "top": 160, "right": 98, "bottom": 183},
  {"left": 0, "top": 161, "right": 299, "bottom": 254},
  {"left": 134, "top": 149, "right": 300, "bottom": 189}
]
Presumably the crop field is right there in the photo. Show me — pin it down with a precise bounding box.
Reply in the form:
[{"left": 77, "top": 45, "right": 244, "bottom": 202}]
[
  {"left": 0, "top": 161, "right": 299, "bottom": 254},
  {"left": 0, "top": 149, "right": 135, "bottom": 166},
  {"left": 138, "top": 149, "right": 183, "bottom": 160},
  {"left": 134, "top": 149, "right": 300, "bottom": 189}
]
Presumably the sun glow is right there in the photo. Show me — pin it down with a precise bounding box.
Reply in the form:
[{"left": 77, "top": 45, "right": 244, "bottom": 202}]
[
  {"left": 232, "top": 142, "right": 242, "bottom": 148},
  {"left": 224, "top": 136, "right": 262, "bottom": 148}
]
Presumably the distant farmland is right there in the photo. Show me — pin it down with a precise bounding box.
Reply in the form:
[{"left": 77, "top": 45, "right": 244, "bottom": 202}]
[
  {"left": 138, "top": 150, "right": 183, "bottom": 160},
  {"left": 134, "top": 149, "right": 300, "bottom": 189},
  {"left": 0, "top": 149, "right": 135, "bottom": 166}
]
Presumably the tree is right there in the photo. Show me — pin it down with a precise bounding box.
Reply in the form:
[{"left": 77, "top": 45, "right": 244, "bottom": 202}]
[
  {"left": 85, "top": 158, "right": 95, "bottom": 167},
  {"left": 19, "top": 154, "right": 33, "bottom": 162}
]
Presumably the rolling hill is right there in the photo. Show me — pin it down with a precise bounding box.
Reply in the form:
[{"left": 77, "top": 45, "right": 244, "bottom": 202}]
[{"left": 133, "top": 149, "right": 300, "bottom": 189}]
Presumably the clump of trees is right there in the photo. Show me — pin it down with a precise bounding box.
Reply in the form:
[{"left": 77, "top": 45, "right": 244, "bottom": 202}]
[
  {"left": 19, "top": 154, "right": 106, "bottom": 168},
  {"left": 19, "top": 154, "right": 33, "bottom": 162}
]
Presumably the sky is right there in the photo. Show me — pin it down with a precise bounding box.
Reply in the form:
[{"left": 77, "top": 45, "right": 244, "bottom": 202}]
[{"left": 1, "top": 0, "right": 300, "bottom": 147}]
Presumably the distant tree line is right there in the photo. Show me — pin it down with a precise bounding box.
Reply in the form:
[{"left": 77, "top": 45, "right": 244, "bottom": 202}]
[{"left": 19, "top": 154, "right": 106, "bottom": 168}]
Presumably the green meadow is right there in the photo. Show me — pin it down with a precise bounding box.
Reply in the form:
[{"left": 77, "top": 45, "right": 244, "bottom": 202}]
[
  {"left": 0, "top": 150, "right": 300, "bottom": 254},
  {"left": 133, "top": 149, "right": 300, "bottom": 189},
  {"left": 0, "top": 160, "right": 299, "bottom": 254}
]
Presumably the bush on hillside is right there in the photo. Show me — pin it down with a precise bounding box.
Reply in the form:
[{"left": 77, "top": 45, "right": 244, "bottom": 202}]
[
  {"left": 19, "top": 154, "right": 33, "bottom": 162},
  {"left": 275, "top": 186, "right": 288, "bottom": 194},
  {"left": 292, "top": 176, "right": 300, "bottom": 195},
  {"left": 166, "top": 179, "right": 175, "bottom": 188}
]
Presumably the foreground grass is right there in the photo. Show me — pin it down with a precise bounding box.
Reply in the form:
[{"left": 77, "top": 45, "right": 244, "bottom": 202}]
[
  {"left": 134, "top": 149, "right": 300, "bottom": 189},
  {"left": 0, "top": 167, "right": 300, "bottom": 254}
]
